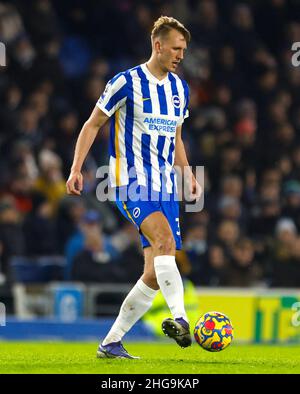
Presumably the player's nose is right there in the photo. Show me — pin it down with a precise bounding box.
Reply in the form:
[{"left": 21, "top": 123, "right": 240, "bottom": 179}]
[{"left": 178, "top": 50, "right": 184, "bottom": 60}]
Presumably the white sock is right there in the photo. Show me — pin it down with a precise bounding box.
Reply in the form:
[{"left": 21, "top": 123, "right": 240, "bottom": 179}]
[
  {"left": 102, "top": 279, "right": 157, "bottom": 345},
  {"left": 154, "top": 255, "right": 188, "bottom": 322}
]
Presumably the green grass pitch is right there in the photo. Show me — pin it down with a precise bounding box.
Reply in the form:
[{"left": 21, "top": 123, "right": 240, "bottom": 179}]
[{"left": 0, "top": 341, "right": 299, "bottom": 374}]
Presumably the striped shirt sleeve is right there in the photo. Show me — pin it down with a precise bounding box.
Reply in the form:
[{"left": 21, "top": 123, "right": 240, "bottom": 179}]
[
  {"left": 177, "top": 80, "right": 190, "bottom": 126},
  {"left": 96, "top": 73, "right": 127, "bottom": 117}
]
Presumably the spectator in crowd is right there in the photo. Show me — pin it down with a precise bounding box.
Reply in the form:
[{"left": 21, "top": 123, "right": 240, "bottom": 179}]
[
  {"left": 270, "top": 218, "right": 300, "bottom": 287},
  {"left": 249, "top": 197, "right": 282, "bottom": 240},
  {"left": 52, "top": 110, "right": 79, "bottom": 177},
  {"left": 22, "top": 191, "right": 57, "bottom": 256},
  {"left": 217, "top": 196, "right": 245, "bottom": 229},
  {"left": 6, "top": 172, "right": 35, "bottom": 214},
  {"left": 205, "top": 244, "right": 229, "bottom": 286},
  {"left": 55, "top": 196, "right": 85, "bottom": 254},
  {"left": 216, "top": 219, "right": 241, "bottom": 258},
  {"left": 66, "top": 210, "right": 120, "bottom": 280},
  {"left": 282, "top": 180, "right": 300, "bottom": 231},
  {"left": 226, "top": 238, "right": 262, "bottom": 287},
  {"left": 112, "top": 223, "right": 146, "bottom": 283},
  {"left": 34, "top": 149, "right": 66, "bottom": 212},
  {"left": 71, "top": 211, "right": 123, "bottom": 283},
  {"left": 80, "top": 158, "right": 119, "bottom": 233},
  {"left": 0, "top": 198, "right": 25, "bottom": 281},
  {"left": 183, "top": 223, "right": 208, "bottom": 284}
]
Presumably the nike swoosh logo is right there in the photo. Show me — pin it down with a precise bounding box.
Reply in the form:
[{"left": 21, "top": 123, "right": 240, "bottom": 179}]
[{"left": 142, "top": 97, "right": 151, "bottom": 101}]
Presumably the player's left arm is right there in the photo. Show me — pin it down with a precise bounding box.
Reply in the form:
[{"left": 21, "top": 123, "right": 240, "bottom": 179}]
[{"left": 174, "top": 125, "right": 202, "bottom": 200}]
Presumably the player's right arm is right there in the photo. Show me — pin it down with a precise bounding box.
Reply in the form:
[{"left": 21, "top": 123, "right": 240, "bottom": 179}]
[
  {"left": 66, "top": 72, "right": 128, "bottom": 195},
  {"left": 66, "top": 106, "right": 109, "bottom": 195}
]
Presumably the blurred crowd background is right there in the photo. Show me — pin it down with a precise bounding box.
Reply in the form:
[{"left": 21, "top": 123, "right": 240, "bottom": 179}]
[{"left": 1, "top": 0, "right": 300, "bottom": 297}]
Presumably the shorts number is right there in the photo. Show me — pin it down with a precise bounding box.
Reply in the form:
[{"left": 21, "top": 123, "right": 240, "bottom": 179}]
[{"left": 175, "top": 217, "right": 180, "bottom": 236}]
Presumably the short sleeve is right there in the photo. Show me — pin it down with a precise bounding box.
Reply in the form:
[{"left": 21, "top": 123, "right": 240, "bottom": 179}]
[
  {"left": 177, "top": 80, "right": 190, "bottom": 126},
  {"left": 96, "top": 73, "right": 127, "bottom": 117}
]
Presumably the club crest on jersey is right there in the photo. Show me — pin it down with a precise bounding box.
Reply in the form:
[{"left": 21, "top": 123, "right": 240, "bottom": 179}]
[
  {"left": 133, "top": 207, "right": 141, "bottom": 218},
  {"left": 172, "top": 95, "right": 181, "bottom": 108}
]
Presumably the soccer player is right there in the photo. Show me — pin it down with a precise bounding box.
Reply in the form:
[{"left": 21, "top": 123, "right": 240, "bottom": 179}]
[{"left": 66, "top": 16, "right": 201, "bottom": 359}]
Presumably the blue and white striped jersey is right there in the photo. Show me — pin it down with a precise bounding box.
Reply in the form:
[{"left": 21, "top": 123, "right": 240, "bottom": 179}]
[{"left": 96, "top": 63, "right": 189, "bottom": 194}]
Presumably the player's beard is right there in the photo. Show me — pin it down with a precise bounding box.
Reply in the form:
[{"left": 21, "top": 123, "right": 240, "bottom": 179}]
[{"left": 164, "top": 61, "right": 176, "bottom": 73}]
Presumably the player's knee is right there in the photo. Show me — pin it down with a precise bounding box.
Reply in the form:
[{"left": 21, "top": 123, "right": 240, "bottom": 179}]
[{"left": 153, "top": 233, "right": 175, "bottom": 255}]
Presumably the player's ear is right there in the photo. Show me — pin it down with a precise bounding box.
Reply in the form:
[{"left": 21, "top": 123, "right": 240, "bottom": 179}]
[{"left": 154, "top": 39, "right": 162, "bottom": 54}]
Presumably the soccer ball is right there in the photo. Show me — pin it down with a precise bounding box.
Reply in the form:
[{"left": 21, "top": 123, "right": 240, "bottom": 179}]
[{"left": 194, "top": 311, "right": 234, "bottom": 352}]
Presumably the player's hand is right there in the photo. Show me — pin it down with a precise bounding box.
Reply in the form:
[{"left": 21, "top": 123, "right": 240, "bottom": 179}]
[
  {"left": 66, "top": 170, "right": 83, "bottom": 195},
  {"left": 189, "top": 175, "right": 202, "bottom": 201}
]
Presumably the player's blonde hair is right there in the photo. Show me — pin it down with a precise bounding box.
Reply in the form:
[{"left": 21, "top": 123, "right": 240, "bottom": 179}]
[{"left": 151, "top": 16, "right": 191, "bottom": 44}]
